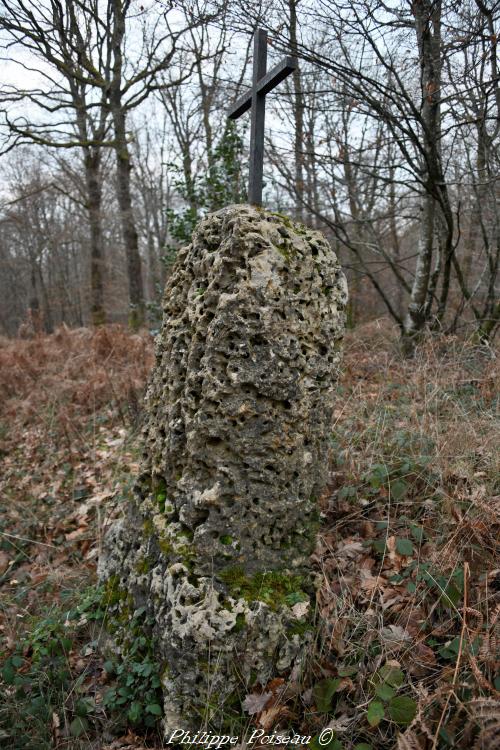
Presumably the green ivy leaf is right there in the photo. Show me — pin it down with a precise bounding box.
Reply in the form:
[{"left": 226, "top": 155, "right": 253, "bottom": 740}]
[
  {"left": 127, "top": 701, "right": 142, "bottom": 723},
  {"left": 439, "top": 637, "right": 460, "bottom": 660},
  {"left": 375, "top": 683, "right": 396, "bottom": 701},
  {"left": 2, "top": 663, "right": 15, "bottom": 684},
  {"left": 103, "top": 660, "right": 115, "bottom": 675},
  {"left": 367, "top": 700, "right": 385, "bottom": 727},
  {"left": 338, "top": 665, "right": 358, "bottom": 677},
  {"left": 441, "top": 582, "right": 462, "bottom": 608},
  {"left": 313, "top": 677, "right": 342, "bottom": 713},
  {"left": 391, "top": 480, "right": 408, "bottom": 500},
  {"left": 70, "top": 716, "right": 89, "bottom": 737},
  {"left": 379, "top": 665, "right": 405, "bottom": 687},
  {"left": 410, "top": 524, "right": 424, "bottom": 542},
  {"left": 146, "top": 703, "right": 162, "bottom": 716},
  {"left": 372, "top": 540, "right": 387, "bottom": 555},
  {"left": 354, "top": 744, "right": 372, "bottom": 750},
  {"left": 75, "top": 698, "right": 92, "bottom": 717},
  {"left": 388, "top": 696, "right": 417, "bottom": 725},
  {"left": 396, "top": 538, "right": 414, "bottom": 557}
]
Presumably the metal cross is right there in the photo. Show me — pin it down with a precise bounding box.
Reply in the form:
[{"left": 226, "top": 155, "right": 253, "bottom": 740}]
[{"left": 228, "top": 28, "right": 297, "bottom": 206}]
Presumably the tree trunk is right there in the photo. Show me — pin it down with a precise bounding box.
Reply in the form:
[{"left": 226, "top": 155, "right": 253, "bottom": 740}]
[
  {"left": 109, "top": 0, "right": 144, "bottom": 329},
  {"left": 111, "top": 105, "right": 145, "bottom": 329},
  {"left": 84, "top": 150, "right": 106, "bottom": 325},
  {"left": 403, "top": 0, "right": 443, "bottom": 351}
]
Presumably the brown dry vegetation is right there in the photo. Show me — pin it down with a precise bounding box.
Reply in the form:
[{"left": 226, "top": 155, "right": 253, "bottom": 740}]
[{"left": 0, "top": 323, "right": 498, "bottom": 750}]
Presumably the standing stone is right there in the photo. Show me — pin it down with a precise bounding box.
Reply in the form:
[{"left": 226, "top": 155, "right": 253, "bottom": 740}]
[{"left": 99, "top": 204, "right": 347, "bottom": 731}]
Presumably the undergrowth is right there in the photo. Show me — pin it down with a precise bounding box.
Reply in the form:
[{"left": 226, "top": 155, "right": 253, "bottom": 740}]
[
  {"left": 0, "top": 321, "right": 498, "bottom": 749},
  {"left": 0, "top": 585, "right": 163, "bottom": 748}
]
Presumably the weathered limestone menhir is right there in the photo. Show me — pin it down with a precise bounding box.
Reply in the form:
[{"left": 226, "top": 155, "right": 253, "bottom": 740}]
[{"left": 99, "top": 204, "right": 347, "bottom": 730}]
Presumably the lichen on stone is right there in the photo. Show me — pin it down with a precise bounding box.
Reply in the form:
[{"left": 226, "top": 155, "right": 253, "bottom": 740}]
[{"left": 99, "top": 204, "right": 347, "bottom": 731}]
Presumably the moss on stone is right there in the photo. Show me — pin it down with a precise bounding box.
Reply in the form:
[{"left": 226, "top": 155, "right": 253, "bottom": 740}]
[
  {"left": 156, "top": 491, "right": 167, "bottom": 512},
  {"left": 135, "top": 558, "right": 151, "bottom": 575},
  {"left": 231, "top": 612, "right": 246, "bottom": 633},
  {"left": 269, "top": 211, "right": 308, "bottom": 236},
  {"left": 158, "top": 538, "right": 172, "bottom": 555},
  {"left": 287, "top": 619, "right": 314, "bottom": 636},
  {"left": 101, "top": 575, "right": 128, "bottom": 607},
  {"left": 276, "top": 242, "right": 292, "bottom": 262},
  {"left": 218, "top": 566, "right": 307, "bottom": 610}
]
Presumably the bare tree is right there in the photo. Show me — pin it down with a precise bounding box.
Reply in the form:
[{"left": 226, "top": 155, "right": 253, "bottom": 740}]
[
  {"left": 238, "top": 0, "right": 499, "bottom": 345},
  {"left": 1, "top": 0, "right": 219, "bottom": 327},
  {"left": 0, "top": 0, "right": 112, "bottom": 324}
]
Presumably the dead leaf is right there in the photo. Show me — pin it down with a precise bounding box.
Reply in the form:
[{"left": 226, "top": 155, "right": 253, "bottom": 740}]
[
  {"left": 242, "top": 691, "right": 272, "bottom": 715},
  {"left": 0, "top": 551, "right": 10, "bottom": 575},
  {"left": 258, "top": 704, "right": 285, "bottom": 729},
  {"left": 380, "top": 624, "right": 411, "bottom": 647},
  {"left": 65, "top": 526, "right": 88, "bottom": 541},
  {"left": 291, "top": 600, "right": 310, "bottom": 618}
]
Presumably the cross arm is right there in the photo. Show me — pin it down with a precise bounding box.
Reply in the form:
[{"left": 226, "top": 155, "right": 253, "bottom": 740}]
[
  {"left": 256, "top": 56, "right": 297, "bottom": 97},
  {"left": 227, "top": 56, "right": 298, "bottom": 120},
  {"left": 227, "top": 90, "right": 252, "bottom": 120}
]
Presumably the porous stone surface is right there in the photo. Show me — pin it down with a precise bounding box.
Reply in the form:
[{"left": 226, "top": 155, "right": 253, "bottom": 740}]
[{"left": 99, "top": 204, "right": 347, "bottom": 730}]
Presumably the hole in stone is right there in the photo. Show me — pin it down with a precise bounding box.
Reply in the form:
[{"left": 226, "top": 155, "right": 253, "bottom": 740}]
[
  {"left": 193, "top": 508, "right": 209, "bottom": 525},
  {"left": 207, "top": 437, "right": 223, "bottom": 447}
]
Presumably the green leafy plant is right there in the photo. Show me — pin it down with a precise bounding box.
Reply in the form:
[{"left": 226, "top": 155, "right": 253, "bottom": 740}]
[
  {"left": 101, "top": 610, "right": 163, "bottom": 729},
  {"left": 366, "top": 664, "right": 416, "bottom": 728},
  {"left": 0, "top": 586, "right": 105, "bottom": 748}
]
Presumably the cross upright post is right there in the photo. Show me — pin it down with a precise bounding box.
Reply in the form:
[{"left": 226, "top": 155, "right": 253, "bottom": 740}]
[{"left": 228, "top": 28, "right": 297, "bottom": 207}]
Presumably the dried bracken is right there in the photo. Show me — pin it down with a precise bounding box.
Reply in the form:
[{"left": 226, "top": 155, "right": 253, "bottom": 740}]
[{"left": 0, "top": 315, "right": 498, "bottom": 748}]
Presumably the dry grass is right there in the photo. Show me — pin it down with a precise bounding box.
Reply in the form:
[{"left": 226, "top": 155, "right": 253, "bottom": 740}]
[
  {"left": 0, "top": 320, "right": 498, "bottom": 749},
  {"left": 305, "top": 321, "right": 500, "bottom": 749}
]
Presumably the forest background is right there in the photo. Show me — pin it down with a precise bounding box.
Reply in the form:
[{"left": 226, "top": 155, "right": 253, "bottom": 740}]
[{"left": 0, "top": 0, "right": 498, "bottom": 348}]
